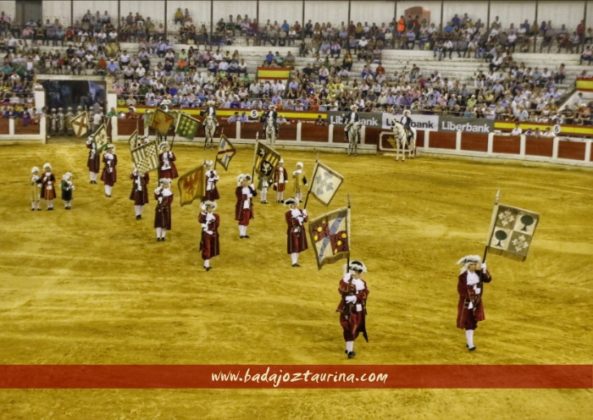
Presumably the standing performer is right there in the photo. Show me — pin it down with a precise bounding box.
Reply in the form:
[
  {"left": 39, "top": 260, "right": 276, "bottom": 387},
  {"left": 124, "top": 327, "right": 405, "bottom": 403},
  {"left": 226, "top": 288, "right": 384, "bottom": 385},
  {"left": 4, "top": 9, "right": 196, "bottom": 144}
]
[
  {"left": 202, "top": 99, "right": 218, "bottom": 125},
  {"left": 154, "top": 178, "right": 174, "bottom": 241},
  {"left": 257, "top": 160, "right": 273, "bottom": 204},
  {"left": 129, "top": 165, "right": 149, "bottom": 220},
  {"left": 60, "top": 172, "right": 75, "bottom": 209},
  {"left": 337, "top": 260, "right": 369, "bottom": 359},
  {"left": 235, "top": 174, "right": 256, "bottom": 239},
  {"left": 261, "top": 104, "right": 279, "bottom": 137},
  {"left": 199, "top": 200, "right": 220, "bottom": 271},
  {"left": 86, "top": 135, "right": 100, "bottom": 184},
  {"left": 157, "top": 142, "right": 178, "bottom": 180},
  {"left": 456, "top": 255, "right": 492, "bottom": 351},
  {"left": 30, "top": 166, "right": 41, "bottom": 211},
  {"left": 273, "top": 159, "right": 288, "bottom": 203},
  {"left": 101, "top": 144, "right": 117, "bottom": 197},
  {"left": 284, "top": 198, "right": 308, "bottom": 267},
  {"left": 203, "top": 160, "right": 220, "bottom": 201},
  {"left": 40, "top": 162, "right": 56, "bottom": 210},
  {"left": 292, "top": 161, "right": 307, "bottom": 203}
]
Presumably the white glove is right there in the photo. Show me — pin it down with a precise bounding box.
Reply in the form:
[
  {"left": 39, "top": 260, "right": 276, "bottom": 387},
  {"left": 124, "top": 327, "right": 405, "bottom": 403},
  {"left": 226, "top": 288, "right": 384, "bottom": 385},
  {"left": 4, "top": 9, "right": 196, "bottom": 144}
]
[
  {"left": 468, "top": 301, "right": 474, "bottom": 310},
  {"left": 481, "top": 262, "right": 487, "bottom": 272},
  {"left": 475, "top": 287, "right": 481, "bottom": 295},
  {"left": 345, "top": 295, "right": 357, "bottom": 304},
  {"left": 297, "top": 216, "right": 304, "bottom": 224},
  {"left": 158, "top": 197, "right": 163, "bottom": 204},
  {"left": 201, "top": 223, "right": 208, "bottom": 231},
  {"left": 302, "top": 209, "right": 308, "bottom": 217}
]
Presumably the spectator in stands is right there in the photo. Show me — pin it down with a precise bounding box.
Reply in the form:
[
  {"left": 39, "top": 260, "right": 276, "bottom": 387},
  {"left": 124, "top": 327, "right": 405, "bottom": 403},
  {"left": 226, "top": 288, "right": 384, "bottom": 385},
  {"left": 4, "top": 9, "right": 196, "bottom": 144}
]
[{"left": 581, "top": 46, "right": 593, "bottom": 65}]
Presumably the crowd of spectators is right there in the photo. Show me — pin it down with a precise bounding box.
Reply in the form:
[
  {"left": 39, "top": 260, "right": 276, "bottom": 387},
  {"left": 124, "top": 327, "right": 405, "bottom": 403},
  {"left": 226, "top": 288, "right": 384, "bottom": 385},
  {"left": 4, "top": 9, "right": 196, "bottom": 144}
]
[{"left": 2, "top": 8, "right": 593, "bottom": 129}]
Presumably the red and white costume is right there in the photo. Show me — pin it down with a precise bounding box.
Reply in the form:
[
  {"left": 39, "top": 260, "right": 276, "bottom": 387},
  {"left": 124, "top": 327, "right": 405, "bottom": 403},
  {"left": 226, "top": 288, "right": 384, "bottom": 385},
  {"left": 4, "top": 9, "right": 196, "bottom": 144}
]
[
  {"left": 285, "top": 201, "right": 308, "bottom": 266},
  {"left": 100, "top": 147, "right": 117, "bottom": 197},
  {"left": 199, "top": 203, "right": 220, "bottom": 270},
  {"left": 337, "top": 265, "right": 369, "bottom": 358},
  {"left": 154, "top": 182, "right": 173, "bottom": 240},
  {"left": 235, "top": 175, "right": 256, "bottom": 238},
  {"left": 86, "top": 137, "right": 100, "bottom": 183},
  {"left": 203, "top": 165, "right": 220, "bottom": 201},
  {"left": 158, "top": 150, "right": 178, "bottom": 179},
  {"left": 455, "top": 255, "right": 492, "bottom": 351},
  {"left": 129, "top": 169, "right": 149, "bottom": 219},
  {"left": 30, "top": 167, "right": 41, "bottom": 210}
]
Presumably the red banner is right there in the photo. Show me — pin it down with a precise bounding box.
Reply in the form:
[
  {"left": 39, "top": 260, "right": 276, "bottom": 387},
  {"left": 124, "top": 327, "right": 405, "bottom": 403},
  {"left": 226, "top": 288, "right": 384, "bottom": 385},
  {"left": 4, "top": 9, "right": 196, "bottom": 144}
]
[{"left": 0, "top": 365, "right": 590, "bottom": 389}]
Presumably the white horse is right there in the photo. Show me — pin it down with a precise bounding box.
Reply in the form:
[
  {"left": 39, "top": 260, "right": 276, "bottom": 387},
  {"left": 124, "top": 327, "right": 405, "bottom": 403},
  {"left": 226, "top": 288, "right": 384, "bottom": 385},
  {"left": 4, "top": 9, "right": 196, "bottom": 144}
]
[
  {"left": 392, "top": 121, "right": 416, "bottom": 161},
  {"left": 346, "top": 122, "right": 362, "bottom": 156},
  {"left": 264, "top": 116, "right": 276, "bottom": 145},
  {"left": 203, "top": 116, "right": 217, "bottom": 149}
]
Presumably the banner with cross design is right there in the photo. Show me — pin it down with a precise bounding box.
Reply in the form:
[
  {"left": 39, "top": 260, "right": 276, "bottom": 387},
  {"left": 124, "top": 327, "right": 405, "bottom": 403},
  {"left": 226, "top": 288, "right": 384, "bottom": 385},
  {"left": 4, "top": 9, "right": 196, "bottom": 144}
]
[
  {"left": 307, "top": 161, "right": 344, "bottom": 207},
  {"left": 308, "top": 207, "right": 351, "bottom": 270},
  {"left": 486, "top": 203, "right": 540, "bottom": 261}
]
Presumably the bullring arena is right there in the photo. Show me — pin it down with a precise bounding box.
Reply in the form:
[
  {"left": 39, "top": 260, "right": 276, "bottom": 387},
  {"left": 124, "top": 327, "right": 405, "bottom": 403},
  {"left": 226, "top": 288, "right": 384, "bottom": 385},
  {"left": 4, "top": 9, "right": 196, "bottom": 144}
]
[{"left": 1, "top": 0, "right": 592, "bottom": 418}]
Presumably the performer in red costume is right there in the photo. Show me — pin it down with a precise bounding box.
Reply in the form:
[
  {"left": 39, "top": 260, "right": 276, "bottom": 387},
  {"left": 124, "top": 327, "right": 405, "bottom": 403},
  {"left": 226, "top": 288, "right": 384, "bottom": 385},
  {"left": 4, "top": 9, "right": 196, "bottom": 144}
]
[
  {"left": 284, "top": 197, "right": 308, "bottom": 267},
  {"left": 129, "top": 165, "right": 149, "bottom": 220},
  {"left": 235, "top": 174, "right": 256, "bottom": 239},
  {"left": 337, "top": 260, "right": 369, "bottom": 359},
  {"left": 456, "top": 255, "right": 492, "bottom": 351},
  {"left": 154, "top": 178, "right": 174, "bottom": 241},
  {"left": 199, "top": 200, "right": 220, "bottom": 271}
]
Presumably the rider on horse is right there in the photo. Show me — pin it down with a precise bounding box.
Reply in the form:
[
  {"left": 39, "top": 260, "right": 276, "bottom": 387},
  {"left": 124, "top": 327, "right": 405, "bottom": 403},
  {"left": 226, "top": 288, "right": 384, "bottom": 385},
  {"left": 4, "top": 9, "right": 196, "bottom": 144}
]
[
  {"left": 400, "top": 109, "right": 414, "bottom": 144},
  {"left": 262, "top": 104, "right": 279, "bottom": 137},
  {"left": 202, "top": 99, "right": 218, "bottom": 126},
  {"left": 344, "top": 104, "right": 360, "bottom": 136}
]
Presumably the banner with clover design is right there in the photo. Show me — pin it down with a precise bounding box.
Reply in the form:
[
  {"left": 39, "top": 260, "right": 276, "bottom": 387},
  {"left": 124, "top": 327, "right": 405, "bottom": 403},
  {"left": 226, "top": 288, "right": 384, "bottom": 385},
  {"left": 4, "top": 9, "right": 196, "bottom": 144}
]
[{"left": 486, "top": 204, "right": 540, "bottom": 261}]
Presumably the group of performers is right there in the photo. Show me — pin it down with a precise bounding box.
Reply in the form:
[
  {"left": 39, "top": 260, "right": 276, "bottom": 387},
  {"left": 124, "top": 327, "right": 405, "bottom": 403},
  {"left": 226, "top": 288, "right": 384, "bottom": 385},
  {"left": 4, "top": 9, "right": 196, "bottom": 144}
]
[{"left": 30, "top": 163, "right": 75, "bottom": 211}]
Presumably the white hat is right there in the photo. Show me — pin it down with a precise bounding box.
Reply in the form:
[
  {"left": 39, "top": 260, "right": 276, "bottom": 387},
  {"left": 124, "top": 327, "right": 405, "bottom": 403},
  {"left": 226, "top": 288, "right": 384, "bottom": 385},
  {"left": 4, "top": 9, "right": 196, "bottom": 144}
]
[
  {"left": 349, "top": 260, "right": 367, "bottom": 273},
  {"left": 31, "top": 166, "right": 39, "bottom": 174},
  {"left": 204, "top": 160, "right": 214, "bottom": 168},
  {"left": 201, "top": 200, "right": 217, "bottom": 211},
  {"left": 158, "top": 142, "right": 169, "bottom": 151},
  {"left": 62, "top": 172, "right": 72, "bottom": 181},
  {"left": 279, "top": 159, "right": 284, "bottom": 164},
  {"left": 284, "top": 197, "right": 297, "bottom": 206},
  {"left": 159, "top": 178, "right": 172, "bottom": 185},
  {"left": 208, "top": 100, "right": 215, "bottom": 105},
  {"left": 457, "top": 255, "right": 482, "bottom": 265},
  {"left": 43, "top": 162, "right": 52, "bottom": 171},
  {"left": 351, "top": 104, "right": 358, "bottom": 110},
  {"left": 296, "top": 162, "right": 303, "bottom": 168},
  {"left": 404, "top": 109, "right": 411, "bottom": 116},
  {"left": 269, "top": 104, "right": 276, "bottom": 110}
]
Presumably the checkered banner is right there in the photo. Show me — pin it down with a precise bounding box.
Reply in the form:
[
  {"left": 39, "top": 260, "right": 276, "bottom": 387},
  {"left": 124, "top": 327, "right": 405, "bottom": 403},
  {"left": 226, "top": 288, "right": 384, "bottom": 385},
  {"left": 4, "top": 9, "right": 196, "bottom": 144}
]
[
  {"left": 175, "top": 112, "right": 200, "bottom": 140},
  {"left": 216, "top": 134, "right": 236, "bottom": 171},
  {"left": 92, "top": 124, "right": 109, "bottom": 152},
  {"left": 486, "top": 203, "right": 540, "bottom": 261},
  {"left": 252, "top": 141, "right": 281, "bottom": 180},
  {"left": 309, "top": 161, "right": 344, "bottom": 206},
  {"left": 131, "top": 137, "right": 159, "bottom": 175},
  {"left": 308, "top": 207, "right": 351, "bottom": 270}
]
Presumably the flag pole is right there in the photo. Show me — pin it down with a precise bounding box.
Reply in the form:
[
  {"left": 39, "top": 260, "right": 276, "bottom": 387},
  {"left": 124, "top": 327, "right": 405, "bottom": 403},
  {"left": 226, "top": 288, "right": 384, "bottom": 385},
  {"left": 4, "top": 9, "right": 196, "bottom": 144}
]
[
  {"left": 303, "top": 160, "right": 318, "bottom": 210},
  {"left": 346, "top": 193, "right": 351, "bottom": 270},
  {"left": 251, "top": 137, "right": 259, "bottom": 180},
  {"left": 482, "top": 189, "right": 501, "bottom": 263}
]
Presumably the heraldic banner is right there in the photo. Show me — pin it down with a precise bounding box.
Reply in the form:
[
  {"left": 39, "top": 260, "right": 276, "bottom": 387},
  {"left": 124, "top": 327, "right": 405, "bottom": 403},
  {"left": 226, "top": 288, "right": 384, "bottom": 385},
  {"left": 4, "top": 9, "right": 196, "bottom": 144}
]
[
  {"left": 92, "top": 124, "right": 109, "bottom": 152},
  {"left": 308, "top": 207, "right": 350, "bottom": 270},
  {"left": 175, "top": 112, "right": 200, "bottom": 140},
  {"left": 178, "top": 165, "right": 205, "bottom": 206},
  {"left": 308, "top": 161, "right": 344, "bottom": 206},
  {"left": 71, "top": 112, "right": 89, "bottom": 137},
  {"left": 252, "top": 141, "right": 281, "bottom": 179},
  {"left": 130, "top": 133, "right": 159, "bottom": 175},
  {"left": 486, "top": 203, "right": 540, "bottom": 261},
  {"left": 216, "top": 134, "right": 236, "bottom": 171},
  {"left": 150, "top": 109, "right": 175, "bottom": 136}
]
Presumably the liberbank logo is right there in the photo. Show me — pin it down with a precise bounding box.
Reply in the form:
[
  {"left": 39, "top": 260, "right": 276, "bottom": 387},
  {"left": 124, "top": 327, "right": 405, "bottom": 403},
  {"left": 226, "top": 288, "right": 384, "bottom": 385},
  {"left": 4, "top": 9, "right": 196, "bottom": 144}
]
[{"left": 440, "top": 117, "right": 493, "bottom": 133}]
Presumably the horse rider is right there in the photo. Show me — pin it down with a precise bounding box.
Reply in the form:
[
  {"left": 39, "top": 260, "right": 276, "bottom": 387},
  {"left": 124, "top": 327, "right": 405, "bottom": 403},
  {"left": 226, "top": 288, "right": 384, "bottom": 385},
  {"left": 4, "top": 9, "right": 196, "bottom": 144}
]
[
  {"left": 262, "top": 104, "right": 279, "bottom": 137},
  {"left": 400, "top": 109, "right": 414, "bottom": 143},
  {"left": 202, "top": 99, "right": 218, "bottom": 126},
  {"left": 344, "top": 104, "right": 360, "bottom": 136}
]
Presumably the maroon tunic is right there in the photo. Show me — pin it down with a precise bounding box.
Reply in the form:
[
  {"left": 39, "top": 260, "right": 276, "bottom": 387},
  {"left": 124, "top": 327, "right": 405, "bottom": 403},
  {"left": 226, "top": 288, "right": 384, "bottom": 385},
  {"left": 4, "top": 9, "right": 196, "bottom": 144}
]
[
  {"left": 273, "top": 167, "right": 288, "bottom": 192},
  {"left": 86, "top": 141, "right": 100, "bottom": 172},
  {"left": 337, "top": 275, "right": 369, "bottom": 342},
  {"left": 203, "top": 169, "right": 220, "bottom": 200},
  {"left": 235, "top": 186, "right": 256, "bottom": 225},
  {"left": 154, "top": 188, "right": 173, "bottom": 229},
  {"left": 40, "top": 172, "right": 56, "bottom": 200},
  {"left": 456, "top": 270, "right": 492, "bottom": 330},
  {"left": 199, "top": 211, "right": 220, "bottom": 259},
  {"left": 157, "top": 151, "right": 178, "bottom": 179},
  {"left": 100, "top": 152, "right": 117, "bottom": 186},
  {"left": 286, "top": 209, "right": 308, "bottom": 253},
  {"left": 129, "top": 171, "right": 149, "bottom": 205}
]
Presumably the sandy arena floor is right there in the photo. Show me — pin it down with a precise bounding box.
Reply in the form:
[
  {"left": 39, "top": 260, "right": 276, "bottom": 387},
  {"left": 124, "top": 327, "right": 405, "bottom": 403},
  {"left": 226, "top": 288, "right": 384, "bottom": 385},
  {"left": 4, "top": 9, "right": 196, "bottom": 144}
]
[{"left": 0, "top": 140, "right": 591, "bottom": 419}]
